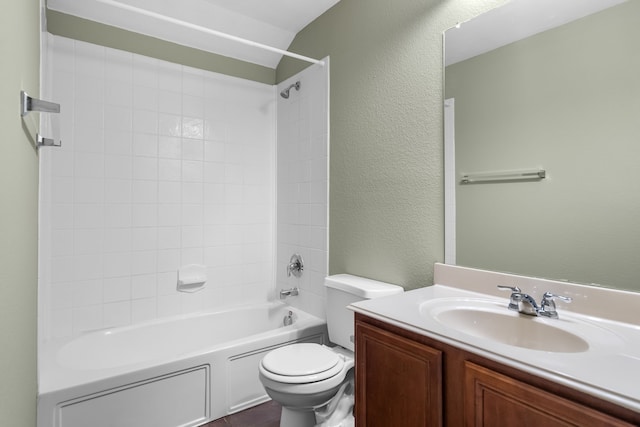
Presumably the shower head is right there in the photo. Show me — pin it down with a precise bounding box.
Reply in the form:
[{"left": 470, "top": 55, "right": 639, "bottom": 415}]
[{"left": 280, "top": 81, "right": 300, "bottom": 99}]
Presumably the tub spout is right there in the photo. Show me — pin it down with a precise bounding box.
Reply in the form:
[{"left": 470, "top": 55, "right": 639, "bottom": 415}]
[{"left": 279, "top": 287, "right": 299, "bottom": 299}]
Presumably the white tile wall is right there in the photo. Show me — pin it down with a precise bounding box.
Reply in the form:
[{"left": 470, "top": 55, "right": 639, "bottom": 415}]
[
  {"left": 40, "top": 36, "right": 276, "bottom": 340},
  {"left": 276, "top": 60, "right": 330, "bottom": 320}
]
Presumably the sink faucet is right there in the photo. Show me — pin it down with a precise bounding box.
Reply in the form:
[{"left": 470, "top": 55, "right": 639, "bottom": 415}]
[{"left": 497, "top": 286, "right": 572, "bottom": 318}]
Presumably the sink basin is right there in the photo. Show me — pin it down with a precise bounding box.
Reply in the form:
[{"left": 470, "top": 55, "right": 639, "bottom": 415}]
[{"left": 421, "top": 299, "right": 592, "bottom": 353}]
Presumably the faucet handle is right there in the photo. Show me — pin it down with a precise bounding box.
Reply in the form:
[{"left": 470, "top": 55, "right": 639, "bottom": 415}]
[
  {"left": 497, "top": 285, "right": 522, "bottom": 311},
  {"left": 541, "top": 292, "right": 572, "bottom": 305},
  {"left": 539, "top": 292, "right": 572, "bottom": 318},
  {"left": 497, "top": 285, "right": 521, "bottom": 293},
  {"left": 286, "top": 253, "right": 304, "bottom": 278}
]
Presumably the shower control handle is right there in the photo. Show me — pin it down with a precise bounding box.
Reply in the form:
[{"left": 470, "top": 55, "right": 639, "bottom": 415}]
[{"left": 286, "top": 254, "right": 304, "bottom": 278}]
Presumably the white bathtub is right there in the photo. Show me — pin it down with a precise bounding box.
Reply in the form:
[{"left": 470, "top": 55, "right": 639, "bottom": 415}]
[{"left": 38, "top": 302, "right": 327, "bottom": 427}]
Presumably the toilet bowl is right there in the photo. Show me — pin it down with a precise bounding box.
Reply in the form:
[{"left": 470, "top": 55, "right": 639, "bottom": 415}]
[
  {"left": 259, "top": 274, "right": 403, "bottom": 427},
  {"left": 259, "top": 343, "right": 354, "bottom": 427}
]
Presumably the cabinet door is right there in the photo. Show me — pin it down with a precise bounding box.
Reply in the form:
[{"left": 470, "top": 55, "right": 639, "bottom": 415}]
[
  {"left": 464, "top": 361, "right": 635, "bottom": 427},
  {"left": 355, "top": 321, "right": 443, "bottom": 427}
]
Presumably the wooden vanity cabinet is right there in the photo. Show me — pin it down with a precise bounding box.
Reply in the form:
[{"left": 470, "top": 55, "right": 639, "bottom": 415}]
[
  {"left": 355, "top": 313, "right": 640, "bottom": 427},
  {"left": 355, "top": 321, "right": 443, "bottom": 426}
]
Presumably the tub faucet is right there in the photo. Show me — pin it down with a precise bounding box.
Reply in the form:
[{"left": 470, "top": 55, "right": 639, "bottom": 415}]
[
  {"left": 497, "top": 285, "right": 572, "bottom": 318},
  {"left": 279, "top": 287, "right": 299, "bottom": 299}
]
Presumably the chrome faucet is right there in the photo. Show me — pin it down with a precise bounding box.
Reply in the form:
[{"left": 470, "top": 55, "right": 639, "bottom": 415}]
[
  {"left": 497, "top": 286, "right": 572, "bottom": 318},
  {"left": 539, "top": 292, "right": 572, "bottom": 319},
  {"left": 279, "top": 287, "right": 299, "bottom": 299},
  {"left": 286, "top": 253, "right": 304, "bottom": 278}
]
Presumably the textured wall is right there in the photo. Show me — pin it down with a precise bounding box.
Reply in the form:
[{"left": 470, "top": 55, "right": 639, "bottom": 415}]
[
  {"left": 0, "top": 0, "right": 40, "bottom": 425},
  {"left": 277, "top": 0, "right": 506, "bottom": 289}
]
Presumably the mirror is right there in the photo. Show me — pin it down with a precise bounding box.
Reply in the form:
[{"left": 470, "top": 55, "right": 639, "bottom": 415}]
[{"left": 444, "top": 0, "right": 640, "bottom": 292}]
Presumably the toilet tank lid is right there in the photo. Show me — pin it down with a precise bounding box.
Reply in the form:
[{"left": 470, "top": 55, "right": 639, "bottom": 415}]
[{"left": 325, "top": 274, "right": 404, "bottom": 299}]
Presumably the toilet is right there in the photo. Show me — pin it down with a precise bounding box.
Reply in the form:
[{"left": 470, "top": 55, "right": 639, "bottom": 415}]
[{"left": 259, "top": 274, "right": 403, "bottom": 427}]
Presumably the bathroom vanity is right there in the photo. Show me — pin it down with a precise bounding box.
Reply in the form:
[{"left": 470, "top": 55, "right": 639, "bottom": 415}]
[{"left": 350, "top": 264, "right": 640, "bottom": 426}]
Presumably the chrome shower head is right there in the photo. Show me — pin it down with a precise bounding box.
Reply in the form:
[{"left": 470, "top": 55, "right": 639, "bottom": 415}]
[{"left": 280, "top": 81, "right": 300, "bottom": 99}]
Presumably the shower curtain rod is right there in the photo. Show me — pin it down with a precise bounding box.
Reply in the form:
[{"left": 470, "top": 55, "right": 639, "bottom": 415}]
[{"left": 96, "top": 0, "right": 325, "bottom": 66}]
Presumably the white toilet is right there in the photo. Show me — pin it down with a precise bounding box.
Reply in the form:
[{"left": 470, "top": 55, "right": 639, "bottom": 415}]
[{"left": 259, "top": 274, "right": 403, "bottom": 427}]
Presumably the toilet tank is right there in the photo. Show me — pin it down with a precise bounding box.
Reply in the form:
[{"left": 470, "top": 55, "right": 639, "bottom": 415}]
[{"left": 325, "top": 274, "right": 404, "bottom": 351}]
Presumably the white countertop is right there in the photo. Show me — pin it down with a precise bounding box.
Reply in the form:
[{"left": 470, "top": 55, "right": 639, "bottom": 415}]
[{"left": 350, "top": 283, "right": 640, "bottom": 413}]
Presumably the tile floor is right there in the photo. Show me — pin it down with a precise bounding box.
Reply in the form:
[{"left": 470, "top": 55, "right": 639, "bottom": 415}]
[{"left": 202, "top": 401, "right": 281, "bottom": 427}]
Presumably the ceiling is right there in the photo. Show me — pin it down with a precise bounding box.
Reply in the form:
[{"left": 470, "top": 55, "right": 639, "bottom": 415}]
[{"left": 47, "top": 0, "right": 341, "bottom": 68}]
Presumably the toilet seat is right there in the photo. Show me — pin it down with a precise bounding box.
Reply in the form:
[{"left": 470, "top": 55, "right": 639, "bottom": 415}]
[{"left": 260, "top": 344, "right": 346, "bottom": 384}]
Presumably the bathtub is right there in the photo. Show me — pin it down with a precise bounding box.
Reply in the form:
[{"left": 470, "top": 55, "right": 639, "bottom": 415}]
[{"left": 38, "top": 302, "right": 327, "bottom": 427}]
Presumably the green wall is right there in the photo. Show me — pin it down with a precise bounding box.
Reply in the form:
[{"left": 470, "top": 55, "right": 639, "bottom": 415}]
[
  {"left": 0, "top": 0, "right": 40, "bottom": 425},
  {"left": 278, "top": 0, "right": 506, "bottom": 288},
  {"left": 446, "top": 2, "right": 640, "bottom": 291},
  {"left": 46, "top": 10, "right": 276, "bottom": 85}
]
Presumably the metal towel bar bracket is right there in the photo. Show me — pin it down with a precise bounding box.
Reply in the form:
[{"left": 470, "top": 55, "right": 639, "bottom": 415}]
[
  {"left": 37, "top": 134, "right": 62, "bottom": 148},
  {"left": 20, "top": 91, "right": 60, "bottom": 116},
  {"left": 20, "top": 91, "right": 62, "bottom": 148}
]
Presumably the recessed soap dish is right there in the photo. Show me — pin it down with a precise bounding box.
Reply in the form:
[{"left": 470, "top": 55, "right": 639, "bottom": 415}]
[{"left": 177, "top": 264, "right": 207, "bottom": 293}]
